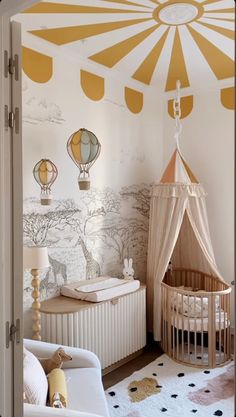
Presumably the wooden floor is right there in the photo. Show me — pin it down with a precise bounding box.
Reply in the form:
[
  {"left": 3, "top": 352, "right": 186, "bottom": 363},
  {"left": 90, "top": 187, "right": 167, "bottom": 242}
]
[{"left": 102, "top": 341, "right": 163, "bottom": 389}]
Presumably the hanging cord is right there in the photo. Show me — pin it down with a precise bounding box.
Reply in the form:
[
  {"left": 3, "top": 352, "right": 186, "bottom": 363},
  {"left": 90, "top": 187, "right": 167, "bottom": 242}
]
[{"left": 173, "top": 80, "right": 182, "bottom": 151}]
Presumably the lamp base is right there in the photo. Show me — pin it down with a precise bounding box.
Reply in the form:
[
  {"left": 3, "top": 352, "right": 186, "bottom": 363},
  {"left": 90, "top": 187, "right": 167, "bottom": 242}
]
[{"left": 31, "top": 268, "right": 41, "bottom": 341}]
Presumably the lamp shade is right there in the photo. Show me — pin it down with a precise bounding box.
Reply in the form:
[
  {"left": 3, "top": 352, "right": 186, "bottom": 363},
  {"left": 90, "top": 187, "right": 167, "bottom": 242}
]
[{"left": 23, "top": 246, "right": 50, "bottom": 270}]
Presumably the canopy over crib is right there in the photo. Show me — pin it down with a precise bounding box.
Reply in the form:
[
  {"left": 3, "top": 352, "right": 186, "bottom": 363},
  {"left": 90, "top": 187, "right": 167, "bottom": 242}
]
[{"left": 147, "top": 145, "right": 227, "bottom": 341}]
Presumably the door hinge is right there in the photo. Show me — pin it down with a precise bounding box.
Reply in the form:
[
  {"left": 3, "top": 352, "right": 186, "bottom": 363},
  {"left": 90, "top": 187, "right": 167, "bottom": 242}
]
[
  {"left": 4, "top": 50, "right": 19, "bottom": 81},
  {"left": 6, "top": 319, "right": 20, "bottom": 348},
  {"left": 4, "top": 105, "right": 20, "bottom": 133}
]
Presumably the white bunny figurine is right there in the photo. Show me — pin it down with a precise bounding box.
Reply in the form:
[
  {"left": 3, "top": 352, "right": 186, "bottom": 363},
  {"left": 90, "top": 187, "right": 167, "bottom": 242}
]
[{"left": 123, "top": 258, "right": 134, "bottom": 280}]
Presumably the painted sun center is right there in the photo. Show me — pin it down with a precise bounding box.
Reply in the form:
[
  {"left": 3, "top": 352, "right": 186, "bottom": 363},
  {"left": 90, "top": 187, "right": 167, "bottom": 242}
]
[{"left": 156, "top": 3, "right": 200, "bottom": 25}]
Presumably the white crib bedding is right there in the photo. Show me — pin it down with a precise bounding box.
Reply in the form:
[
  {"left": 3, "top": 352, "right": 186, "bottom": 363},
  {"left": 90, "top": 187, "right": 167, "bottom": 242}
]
[
  {"left": 171, "top": 287, "right": 220, "bottom": 318},
  {"left": 60, "top": 277, "right": 140, "bottom": 302},
  {"left": 171, "top": 311, "right": 229, "bottom": 332},
  {"left": 169, "top": 286, "right": 229, "bottom": 331}
]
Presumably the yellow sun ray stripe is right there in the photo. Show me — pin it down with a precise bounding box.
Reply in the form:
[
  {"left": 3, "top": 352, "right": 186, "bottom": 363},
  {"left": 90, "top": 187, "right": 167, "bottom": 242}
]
[
  {"left": 165, "top": 28, "right": 190, "bottom": 92},
  {"left": 29, "top": 17, "right": 153, "bottom": 46},
  {"left": 198, "top": 20, "right": 234, "bottom": 39},
  {"left": 205, "top": 16, "right": 234, "bottom": 21},
  {"left": 132, "top": 27, "right": 170, "bottom": 84},
  {"left": 102, "top": 0, "right": 153, "bottom": 9},
  {"left": 201, "top": 0, "right": 227, "bottom": 5},
  {"left": 89, "top": 23, "right": 160, "bottom": 68},
  {"left": 22, "top": 2, "right": 151, "bottom": 14},
  {"left": 203, "top": 8, "right": 235, "bottom": 13},
  {"left": 187, "top": 24, "right": 234, "bottom": 79}
]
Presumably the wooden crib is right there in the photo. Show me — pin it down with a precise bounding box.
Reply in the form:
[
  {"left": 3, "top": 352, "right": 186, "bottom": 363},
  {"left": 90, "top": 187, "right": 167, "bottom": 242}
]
[{"left": 161, "top": 268, "right": 231, "bottom": 368}]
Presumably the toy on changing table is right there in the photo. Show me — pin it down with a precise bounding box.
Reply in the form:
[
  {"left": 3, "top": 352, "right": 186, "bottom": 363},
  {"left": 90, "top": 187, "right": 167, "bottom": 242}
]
[{"left": 123, "top": 258, "right": 134, "bottom": 280}]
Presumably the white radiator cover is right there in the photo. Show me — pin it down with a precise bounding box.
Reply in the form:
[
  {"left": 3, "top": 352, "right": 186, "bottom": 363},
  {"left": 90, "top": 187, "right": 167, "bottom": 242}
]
[{"left": 41, "top": 287, "right": 146, "bottom": 369}]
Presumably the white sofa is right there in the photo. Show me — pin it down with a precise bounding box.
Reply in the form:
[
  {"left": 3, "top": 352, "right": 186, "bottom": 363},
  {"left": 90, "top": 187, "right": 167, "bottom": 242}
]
[{"left": 24, "top": 339, "right": 110, "bottom": 417}]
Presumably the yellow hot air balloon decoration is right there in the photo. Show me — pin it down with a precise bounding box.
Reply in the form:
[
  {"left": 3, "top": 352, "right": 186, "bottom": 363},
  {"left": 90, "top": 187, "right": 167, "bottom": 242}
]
[
  {"left": 67, "top": 128, "right": 101, "bottom": 190},
  {"left": 33, "top": 159, "right": 58, "bottom": 205}
]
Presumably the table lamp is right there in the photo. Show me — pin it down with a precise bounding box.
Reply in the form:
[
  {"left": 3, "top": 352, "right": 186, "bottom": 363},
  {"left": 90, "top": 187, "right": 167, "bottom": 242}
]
[{"left": 24, "top": 246, "right": 50, "bottom": 340}]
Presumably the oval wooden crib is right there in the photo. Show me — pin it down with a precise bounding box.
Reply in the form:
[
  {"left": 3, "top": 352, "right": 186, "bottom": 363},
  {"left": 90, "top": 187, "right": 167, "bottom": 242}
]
[{"left": 161, "top": 268, "right": 231, "bottom": 368}]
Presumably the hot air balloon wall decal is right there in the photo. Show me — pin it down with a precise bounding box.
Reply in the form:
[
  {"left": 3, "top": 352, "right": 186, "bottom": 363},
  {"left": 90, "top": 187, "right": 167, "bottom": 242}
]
[
  {"left": 67, "top": 128, "right": 101, "bottom": 190},
  {"left": 33, "top": 158, "right": 58, "bottom": 205}
]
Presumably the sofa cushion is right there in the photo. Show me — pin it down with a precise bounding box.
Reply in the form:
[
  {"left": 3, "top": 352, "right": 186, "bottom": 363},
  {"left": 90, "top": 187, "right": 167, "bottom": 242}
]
[
  {"left": 24, "top": 347, "right": 48, "bottom": 405},
  {"left": 63, "top": 368, "right": 110, "bottom": 417}
]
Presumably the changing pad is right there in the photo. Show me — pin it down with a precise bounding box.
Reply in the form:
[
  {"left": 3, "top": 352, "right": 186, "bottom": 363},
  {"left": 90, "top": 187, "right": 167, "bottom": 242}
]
[{"left": 61, "top": 277, "right": 140, "bottom": 302}]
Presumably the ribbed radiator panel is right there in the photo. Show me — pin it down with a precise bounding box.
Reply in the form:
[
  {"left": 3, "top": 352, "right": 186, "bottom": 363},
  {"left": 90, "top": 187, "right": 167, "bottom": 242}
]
[{"left": 41, "top": 287, "right": 146, "bottom": 369}]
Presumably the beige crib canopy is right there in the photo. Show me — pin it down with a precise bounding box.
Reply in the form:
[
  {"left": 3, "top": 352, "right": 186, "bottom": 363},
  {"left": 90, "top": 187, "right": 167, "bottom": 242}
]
[{"left": 147, "top": 147, "right": 226, "bottom": 341}]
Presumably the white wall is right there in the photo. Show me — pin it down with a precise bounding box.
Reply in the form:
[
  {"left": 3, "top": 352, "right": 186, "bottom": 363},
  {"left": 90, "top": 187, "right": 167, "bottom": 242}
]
[
  {"left": 163, "top": 88, "right": 234, "bottom": 327},
  {"left": 22, "top": 45, "right": 163, "bottom": 337}
]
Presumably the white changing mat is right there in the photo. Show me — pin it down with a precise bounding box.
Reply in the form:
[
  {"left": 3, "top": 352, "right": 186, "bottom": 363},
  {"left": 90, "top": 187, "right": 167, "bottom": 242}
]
[
  {"left": 61, "top": 277, "right": 140, "bottom": 302},
  {"left": 75, "top": 277, "right": 127, "bottom": 293}
]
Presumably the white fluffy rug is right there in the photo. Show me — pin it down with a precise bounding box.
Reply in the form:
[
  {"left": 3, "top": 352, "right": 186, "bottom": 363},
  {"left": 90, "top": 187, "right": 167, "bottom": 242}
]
[{"left": 105, "top": 354, "right": 234, "bottom": 417}]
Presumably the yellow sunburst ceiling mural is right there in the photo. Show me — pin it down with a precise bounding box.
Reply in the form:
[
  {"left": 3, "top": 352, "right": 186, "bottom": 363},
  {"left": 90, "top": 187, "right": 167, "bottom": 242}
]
[{"left": 20, "top": 0, "right": 234, "bottom": 92}]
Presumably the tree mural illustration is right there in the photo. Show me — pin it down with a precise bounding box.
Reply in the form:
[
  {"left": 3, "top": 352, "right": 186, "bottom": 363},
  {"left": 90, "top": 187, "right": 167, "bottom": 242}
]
[{"left": 23, "top": 184, "right": 151, "bottom": 301}]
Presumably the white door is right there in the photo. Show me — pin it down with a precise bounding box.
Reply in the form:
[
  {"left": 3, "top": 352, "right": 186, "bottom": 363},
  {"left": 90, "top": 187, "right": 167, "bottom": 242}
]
[{"left": 0, "top": 17, "right": 23, "bottom": 417}]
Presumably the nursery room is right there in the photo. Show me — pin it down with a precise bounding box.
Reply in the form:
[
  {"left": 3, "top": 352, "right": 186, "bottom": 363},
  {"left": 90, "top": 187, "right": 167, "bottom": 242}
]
[{"left": 0, "top": 0, "right": 234, "bottom": 417}]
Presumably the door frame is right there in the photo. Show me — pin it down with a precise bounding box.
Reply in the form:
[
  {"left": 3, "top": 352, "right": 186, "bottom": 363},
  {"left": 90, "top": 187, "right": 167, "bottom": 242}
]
[{"left": 0, "top": 2, "right": 39, "bottom": 416}]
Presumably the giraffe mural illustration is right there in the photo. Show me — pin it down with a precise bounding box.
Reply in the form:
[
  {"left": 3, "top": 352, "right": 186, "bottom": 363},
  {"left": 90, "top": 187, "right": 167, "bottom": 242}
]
[
  {"left": 48, "top": 255, "right": 67, "bottom": 284},
  {"left": 77, "top": 236, "right": 101, "bottom": 279}
]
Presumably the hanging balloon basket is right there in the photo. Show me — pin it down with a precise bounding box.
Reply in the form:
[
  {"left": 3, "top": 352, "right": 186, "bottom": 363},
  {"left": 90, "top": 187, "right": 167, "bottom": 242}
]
[
  {"left": 78, "top": 176, "right": 90, "bottom": 190},
  {"left": 40, "top": 190, "right": 53, "bottom": 205}
]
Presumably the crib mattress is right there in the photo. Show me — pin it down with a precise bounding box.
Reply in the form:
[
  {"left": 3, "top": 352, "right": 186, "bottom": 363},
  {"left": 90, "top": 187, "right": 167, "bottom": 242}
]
[
  {"left": 170, "top": 311, "right": 229, "bottom": 332},
  {"left": 61, "top": 277, "right": 140, "bottom": 302}
]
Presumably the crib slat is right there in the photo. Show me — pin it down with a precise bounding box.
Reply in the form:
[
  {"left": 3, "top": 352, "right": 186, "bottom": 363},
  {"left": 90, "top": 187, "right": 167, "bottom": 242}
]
[
  {"left": 219, "top": 295, "right": 222, "bottom": 365},
  {"left": 187, "top": 294, "right": 190, "bottom": 362},
  {"left": 176, "top": 291, "right": 179, "bottom": 361},
  {"left": 194, "top": 295, "right": 197, "bottom": 363},
  {"left": 201, "top": 296, "right": 203, "bottom": 365},
  {"left": 181, "top": 293, "right": 184, "bottom": 361},
  {"left": 226, "top": 293, "right": 230, "bottom": 360}
]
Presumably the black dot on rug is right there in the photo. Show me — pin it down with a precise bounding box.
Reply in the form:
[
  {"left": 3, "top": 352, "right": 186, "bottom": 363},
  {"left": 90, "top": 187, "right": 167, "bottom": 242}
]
[
  {"left": 130, "top": 387, "right": 137, "bottom": 392},
  {"left": 161, "top": 408, "right": 167, "bottom": 412},
  {"left": 152, "top": 373, "right": 157, "bottom": 376},
  {"left": 189, "top": 383, "right": 195, "bottom": 387},
  {"left": 204, "top": 370, "right": 210, "bottom": 374},
  {"left": 191, "top": 410, "right": 198, "bottom": 413},
  {"left": 113, "top": 405, "right": 119, "bottom": 408},
  {"left": 109, "top": 391, "right": 115, "bottom": 396},
  {"left": 171, "top": 394, "right": 178, "bottom": 398},
  {"left": 156, "top": 385, "right": 162, "bottom": 388},
  {"left": 197, "top": 356, "right": 202, "bottom": 359},
  {"left": 205, "top": 390, "right": 210, "bottom": 393},
  {"left": 214, "top": 411, "right": 223, "bottom": 416},
  {"left": 190, "top": 352, "right": 193, "bottom": 354},
  {"left": 177, "top": 373, "right": 185, "bottom": 377},
  {"left": 158, "top": 363, "right": 164, "bottom": 366}
]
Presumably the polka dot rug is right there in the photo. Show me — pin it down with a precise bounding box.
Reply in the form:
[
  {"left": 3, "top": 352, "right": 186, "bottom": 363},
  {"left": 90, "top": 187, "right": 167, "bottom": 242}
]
[{"left": 105, "top": 354, "right": 234, "bottom": 417}]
